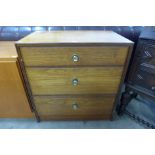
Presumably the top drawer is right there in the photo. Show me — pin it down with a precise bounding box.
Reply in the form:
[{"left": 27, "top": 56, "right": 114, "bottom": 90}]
[{"left": 20, "top": 46, "right": 128, "bottom": 67}]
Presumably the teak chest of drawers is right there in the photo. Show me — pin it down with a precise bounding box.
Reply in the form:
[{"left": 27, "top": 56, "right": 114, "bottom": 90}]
[{"left": 15, "top": 31, "right": 133, "bottom": 121}]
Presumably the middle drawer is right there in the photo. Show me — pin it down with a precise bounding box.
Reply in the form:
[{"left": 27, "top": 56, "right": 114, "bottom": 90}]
[{"left": 26, "top": 67, "right": 123, "bottom": 95}]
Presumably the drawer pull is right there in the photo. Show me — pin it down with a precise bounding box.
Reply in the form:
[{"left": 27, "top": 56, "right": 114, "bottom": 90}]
[
  {"left": 72, "top": 103, "right": 79, "bottom": 110},
  {"left": 152, "top": 87, "right": 155, "bottom": 90},
  {"left": 72, "top": 54, "right": 79, "bottom": 62},
  {"left": 72, "top": 78, "right": 79, "bottom": 86},
  {"left": 137, "top": 74, "right": 143, "bottom": 80},
  {"left": 144, "top": 51, "right": 152, "bottom": 59}
]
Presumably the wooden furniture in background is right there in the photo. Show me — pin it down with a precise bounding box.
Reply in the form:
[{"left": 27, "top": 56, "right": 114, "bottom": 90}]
[
  {"left": 118, "top": 27, "right": 155, "bottom": 115},
  {"left": 16, "top": 31, "right": 133, "bottom": 121},
  {"left": 0, "top": 42, "right": 33, "bottom": 118}
]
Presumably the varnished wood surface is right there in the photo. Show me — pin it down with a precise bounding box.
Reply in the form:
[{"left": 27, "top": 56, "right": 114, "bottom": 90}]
[
  {"left": 34, "top": 95, "right": 115, "bottom": 119},
  {"left": 26, "top": 67, "right": 123, "bottom": 95},
  {"left": 20, "top": 46, "right": 129, "bottom": 66},
  {"left": 0, "top": 61, "right": 33, "bottom": 118},
  {"left": 16, "top": 31, "right": 133, "bottom": 44},
  {"left": 0, "top": 41, "right": 17, "bottom": 61},
  {"left": 15, "top": 31, "right": 133, "bottom": 121}
]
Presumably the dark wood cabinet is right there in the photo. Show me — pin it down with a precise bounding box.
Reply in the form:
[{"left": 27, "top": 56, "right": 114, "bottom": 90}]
[{"left": 118, "top": 27, "right": 155, "bottom": 115}]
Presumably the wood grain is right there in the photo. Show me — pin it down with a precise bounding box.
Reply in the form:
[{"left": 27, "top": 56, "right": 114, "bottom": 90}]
[
  {"left": 20, "top": 46, "right": 129, "bottom": 66},
  {"left": 26, "top": 67, "right": 123, "bottom": 95},
  {"left": 15, "top": 31, "right": 133, "bottom": 121},
  {"left": 0, "top": 61, "right": 33, "bottom": 118},
  {"left": 34, "top": 95, "right": 115, "bottom": 119},
  {"left": 16, "top": 31, "right": 133, "bottom": 44}
]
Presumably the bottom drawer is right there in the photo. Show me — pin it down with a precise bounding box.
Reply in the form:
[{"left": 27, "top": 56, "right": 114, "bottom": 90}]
[{"left": 33, "top": 95, "right": 115, "bottom": 120}]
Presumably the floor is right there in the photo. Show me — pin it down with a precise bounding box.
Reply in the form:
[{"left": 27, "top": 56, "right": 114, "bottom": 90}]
[{"left": 0, "top": 96, "right": 154, "bottom": 129}]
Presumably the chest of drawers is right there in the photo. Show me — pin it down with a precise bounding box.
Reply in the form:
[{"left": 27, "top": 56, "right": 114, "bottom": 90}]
[
  {"left": 16, "top": 31, "right": 133, "bottom": 121},
  {"left": 128, "top": 39, "right": 155, "bottom": 95}
]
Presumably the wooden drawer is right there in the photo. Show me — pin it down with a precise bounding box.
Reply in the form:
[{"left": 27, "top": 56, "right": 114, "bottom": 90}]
[
  {"left": 26, "top": 67, "right": 123, "bottom": 95},
  {"left": 20, "top": 46, "right": 128, "bottom": 66},
  {"left": 33, "top": 95, "right": 115, "bottom": 120},
  {"left": 131, "top": 69, "right": 155, "bottom": 94}
]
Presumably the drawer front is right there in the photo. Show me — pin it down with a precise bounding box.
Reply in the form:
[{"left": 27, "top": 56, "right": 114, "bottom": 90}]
[
  {"left": 26, "top": 67, "right": 123, "bottom": 95},
  {"left": 131, "top": 69, "right": 155, "bottom": 94},
  {"left": 137, "top": 42, "right": 155, "bottom": 66},
  {"left": 34, "top": 95, "right": 115, "bottom": 119},
  {"left": 20, "top": 46, "right": 128, "bottom": 66}
]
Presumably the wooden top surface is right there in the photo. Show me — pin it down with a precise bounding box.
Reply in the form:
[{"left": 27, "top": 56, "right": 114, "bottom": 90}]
[
  {"left": 0, "top": 41, "right": 17, "bottom": 60},
  {"left": 16, "top": 31, "right": 133, "bottom": 45}
]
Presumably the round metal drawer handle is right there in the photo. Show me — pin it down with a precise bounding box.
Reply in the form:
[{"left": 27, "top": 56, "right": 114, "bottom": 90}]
[
  {"left": 72, "top": 103, "right": 79, "bottom": 110},
  {"left": 72, "top": 78, "right": 79, "bottom": 86},
  {"left": 72, "top": 54, "right": 79, "bottom": 62},
  {"left": 152, "top": 87, "right": 155, "bottom": 90}
]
